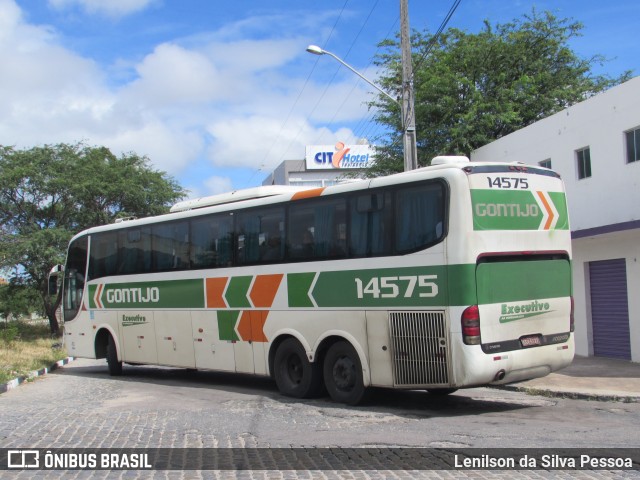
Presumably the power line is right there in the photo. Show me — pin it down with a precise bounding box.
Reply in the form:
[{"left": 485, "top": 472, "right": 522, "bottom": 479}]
[
  {"left": 252, "top": 0, "right": 351, "bottom": 185},
  {"left": 411, "top": 0, "right": 463, "bottom": 77}
]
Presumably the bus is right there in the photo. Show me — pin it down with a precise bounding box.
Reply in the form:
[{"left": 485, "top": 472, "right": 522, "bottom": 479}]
[{"left": 51, "top": 156, "right": 574, "bottom": 405}]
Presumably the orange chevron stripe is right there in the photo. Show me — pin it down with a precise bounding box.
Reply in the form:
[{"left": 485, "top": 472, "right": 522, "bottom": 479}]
[
  {"left": 237, "top": 310, "right": 269, "bottom": 342},
  {"left": 95, "top": 283, "right": 104, "bottom": 309},
  {"left": 250, "top": 274, "right": 283, "bottom": 308},
  {"left": 536, "top": 191, "right": 555, "bottom": 230},
  {"left": 292, "top": 187, "right": 325, "bottom": 200},
  {"left": 237, "top": 311, "right": 253, "bottom": 341},
  {"left": 206, "top": 277, "right": 228, "bottom": 308}
]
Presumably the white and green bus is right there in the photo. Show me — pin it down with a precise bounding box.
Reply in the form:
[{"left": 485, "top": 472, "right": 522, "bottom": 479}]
[{"left": 53, "top": 156, "right": 574, "bottom": 405}]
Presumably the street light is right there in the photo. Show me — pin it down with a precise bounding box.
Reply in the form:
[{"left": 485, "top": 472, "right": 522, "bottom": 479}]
[
  {"left": 306, "top": 45, "right": 399, "bottom": 106},
  {"left": 306, "top": 45, "right": 417, "bottom": 171}
]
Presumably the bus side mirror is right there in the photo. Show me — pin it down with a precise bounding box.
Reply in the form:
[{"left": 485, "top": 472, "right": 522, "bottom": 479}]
[
  {"left": 48, "top": 264, "right": 64, "bottom": 296},
  {"left": 48, "top": 276, "right": 58, "bottom": 296}
]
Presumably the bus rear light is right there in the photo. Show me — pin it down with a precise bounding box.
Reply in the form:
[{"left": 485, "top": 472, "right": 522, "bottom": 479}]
[
  {"left": 461, "top": 305, "right": 481, "bottom": 345},
  {"left": 570, "top": 296, "right": 575, "bottom": 332}
]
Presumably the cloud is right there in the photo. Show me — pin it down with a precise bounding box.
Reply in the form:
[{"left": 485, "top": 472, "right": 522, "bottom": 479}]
[
  {"left": 204, "top": 114, "right": 360, "bottom": 171},
  {"left": 47, "top": 0, "right": 156, "bottom": 18},
  {"left": 99, "top": 121, "right": 204, "bottom": 174},
  {"left": 0, "top": 0, "right": 378, "bottom": 190},
  {"left": 0, "top": 0, "right": 110, "bottom": 144},
  {"left": 123, "top": 43, "right": 223, "bottom": 106},
  {"left": 204, "top": 176, "right": 234, "bottom": 196}
]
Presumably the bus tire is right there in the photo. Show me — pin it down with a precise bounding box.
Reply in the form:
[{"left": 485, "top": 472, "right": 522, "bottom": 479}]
[
  {"left": 106, "top": 334, "right": 123, "bottom": 376},
  {"left": 323, "top": 340, "right": 367, "bottom": 405},
  {"left": 426, "top": 388, "right": 458, "bottom": 395},
  {"left": 273, "top": 338, "right": 322, "bottom": 399}
]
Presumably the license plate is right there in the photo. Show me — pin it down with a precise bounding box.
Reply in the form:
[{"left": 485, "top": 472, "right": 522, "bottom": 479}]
[{"left": 520, "top": 335, "right": 541, "bottom": 347}]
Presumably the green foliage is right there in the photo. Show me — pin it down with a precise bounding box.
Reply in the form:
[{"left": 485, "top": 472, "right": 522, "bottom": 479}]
[
  {"left": 0, "top": 142, "right": 186, "bottom": 333},
  {"left": 368, "top": 10, "right": 633, "bottom": 175},
  {"left": 0, "top": 323, "right": 19, "bottom": 345},
  {"left": 0, "top": 320, "right": 67, "bottom": 384},
  {"left": 0, "top": 282, "right": 43, "bottom": 321}
]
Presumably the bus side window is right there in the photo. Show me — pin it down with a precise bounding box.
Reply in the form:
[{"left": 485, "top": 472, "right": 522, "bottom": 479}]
[
  {"left": 236, "top": 207, "right": 284, "bottom": 265},
  {"left": 191, "top": 217, "right": 217, "bottom": 268},
  {"left": 396, "top": 182, "right": 445, "bottom": 253},
  {"left": 152, "top": 222, "right": 189, "bottom": 271},
  {"left": 118, "top": 228, "right": 151, "bottom": 274},
  {"left": 349, "top": 192, "right": 392, "bottom": 257},
  {"left": 63, "top": 236, "right": 88, "bottom": 322},
  {"left": 214, "top": 215, "right": 234, "bottom": 267},
  {"left": 88, "top": 232, "right": 117, "bottom": 280},
  {"left": 191, "top": 214, "right": 234, "bottom": 268},
  {"left": 288, "top": 198, "right": 346, "bottom": 260}
]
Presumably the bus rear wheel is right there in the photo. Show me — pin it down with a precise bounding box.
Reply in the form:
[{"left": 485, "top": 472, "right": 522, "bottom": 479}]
[
  {"left": 323, "top": 341, "right": 366, "bottom": 405},
  {"left": 273, "top": 338, "right": 322, "bottom": 398},
  {"left": 106, "top": 334, "right": 123, "bottom": 376}
]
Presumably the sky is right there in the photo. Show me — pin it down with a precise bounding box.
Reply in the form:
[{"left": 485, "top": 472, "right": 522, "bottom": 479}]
[{"left": 1, "top": 0, "right": 638, "bottom": 201}]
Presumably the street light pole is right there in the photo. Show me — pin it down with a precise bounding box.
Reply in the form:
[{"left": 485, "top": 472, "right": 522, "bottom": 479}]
[
  {"left": 306, "top": 45, "right": 398, "bottom": 106},
  {"left": 306, "top": 44, "right": 417, "bottom": 171},
  {"left": 400, "top": 0, "right": 418, "bottom": 171}
]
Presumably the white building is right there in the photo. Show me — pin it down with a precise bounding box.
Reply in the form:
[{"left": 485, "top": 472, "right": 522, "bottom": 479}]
[{"left": 472, "top": 76, "right": 640, "bottom": 362}]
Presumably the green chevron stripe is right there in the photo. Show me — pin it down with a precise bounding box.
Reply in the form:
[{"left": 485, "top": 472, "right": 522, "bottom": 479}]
[
  {"left": 287, "top": 272, "right": 317, "bottom": 307},
  {"left": 549, "top": 191, "right": 569, "bottom": 229},
  {"left": 217, "top": 310, "right": 240, "bottom": 341},
  {"left": 225, "top": 276, "right": 252, "bottom": 308}
]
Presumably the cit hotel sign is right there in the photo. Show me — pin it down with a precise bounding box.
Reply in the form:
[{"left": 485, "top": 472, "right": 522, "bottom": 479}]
[{"left": 306, "top": 143, "right": 375, "bottom": 170}]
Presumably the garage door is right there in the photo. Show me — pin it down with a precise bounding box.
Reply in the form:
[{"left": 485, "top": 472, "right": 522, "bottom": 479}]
[{"left": 589, "top": 258, "right": 631, "bottom": 360}]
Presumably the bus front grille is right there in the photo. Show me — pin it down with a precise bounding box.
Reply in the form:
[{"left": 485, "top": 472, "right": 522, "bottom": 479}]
[{"left": 389, "top": 311, "right": 450, "bottom": 387}]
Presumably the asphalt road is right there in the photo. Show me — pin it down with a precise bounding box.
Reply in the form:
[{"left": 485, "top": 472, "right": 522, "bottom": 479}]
[{"left": 1, "top": 358, "right": 639, "bottom": 478}]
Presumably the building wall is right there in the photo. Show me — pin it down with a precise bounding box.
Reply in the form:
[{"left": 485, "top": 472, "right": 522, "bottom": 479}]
[
  {"left": 572, "top": 231, "right": 640, "bottom": 360},
  {"left": 472, "top": 76, "right": 640, "bottom": 232},
  {"left": 472, "top": 76, "right": 640, "bottom": 362},
  {"left": 263, "top": 159, "right": 363, "bottom": 187}
]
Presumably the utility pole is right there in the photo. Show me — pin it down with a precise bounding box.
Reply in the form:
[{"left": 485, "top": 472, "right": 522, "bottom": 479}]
[{"left": 400, "top": 0, "right": 418, "bottom": 171}]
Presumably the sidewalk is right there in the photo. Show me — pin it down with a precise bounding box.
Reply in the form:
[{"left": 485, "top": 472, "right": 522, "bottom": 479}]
[{"left": 501, "top": 355, "right": 640, "bottom": 402}]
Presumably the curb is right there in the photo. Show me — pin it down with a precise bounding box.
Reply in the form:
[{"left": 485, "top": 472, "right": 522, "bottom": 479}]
[
  {"left": 495, "top": 384, "right": 640, "bottom": 403},
  {"left": 0, "top": 357, "right": 75, "bottom": 395}
]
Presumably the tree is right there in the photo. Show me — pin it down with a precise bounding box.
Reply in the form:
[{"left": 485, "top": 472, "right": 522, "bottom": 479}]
[
  {"left": 0, "top": 143, "right": 186, "bottom": 334},
  {"left": 368, "top": 10, "right": 633, "bottom": 175},
  {"left": 0, "top": 280, "right": 43, "bottom": 322}
]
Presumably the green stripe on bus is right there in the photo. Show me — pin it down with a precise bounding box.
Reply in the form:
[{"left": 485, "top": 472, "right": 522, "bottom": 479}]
[
  {"left": 287, "top": 265, "right": 477, "bottom": 308},
  {"left": 225, "top": 276, "right": 252, "bottom": 308},
  {"left": 549, "top": 191, "right": 569, "bottom": 229},
  {"left": 476, "top": 259, "right": 571, "bottom": 305},
  {"left": 287, "top": 272, "right": 316, "bottom": 307},
  {"left": 471, "top": 189, "right": 569, "bottom": 231},
  {"left": 93, "top": 279, "right": 204, "bottom": 309},
  {"left": 447, "top": 264, "right": 477, "bottom": 306},
  {"left": 86, "top": 261, "right": 569, "bottom": 312},
  {"left": 217, "top": 310, "right": 240, "bottom": 341}
]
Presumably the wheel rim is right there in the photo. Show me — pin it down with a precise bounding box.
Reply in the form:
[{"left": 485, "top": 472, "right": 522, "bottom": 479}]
[
  {"left": 286, "top": 354, "right": 303, "bottom": 385},
  {"left": 332, "top": 355, "right": 356, "bottom": 392}
]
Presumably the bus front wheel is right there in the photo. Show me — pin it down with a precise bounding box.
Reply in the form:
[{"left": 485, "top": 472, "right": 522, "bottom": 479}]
[
  {"left": 323, "top": 341, "right": 367, "bottom": 405},
  {"left": 273, "top": 338, "right": 322, "bottom": 398},
  {"left": 106, "top": 335, "right": 123, "bottom": 376}
]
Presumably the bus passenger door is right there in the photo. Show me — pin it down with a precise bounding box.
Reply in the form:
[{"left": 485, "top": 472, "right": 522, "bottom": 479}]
[
  {"left": 120, "top": 310, "right": 158, "bottom": 365},
  {"left": 191, "top": 311, "right": 235, "bottom": 372},
  {"left": 233, "top": 310, "right": 271, "bottom": 375},
  {"left": 233, "top": 340, "right": 254, "bottom": 374},
  {"left": 155, "top": 311, "right": 195, "bottom": 368}
]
